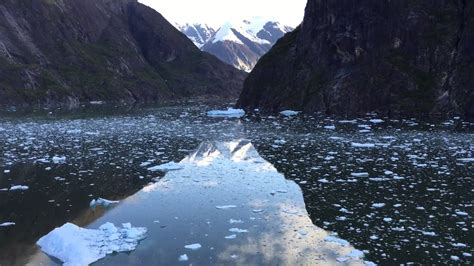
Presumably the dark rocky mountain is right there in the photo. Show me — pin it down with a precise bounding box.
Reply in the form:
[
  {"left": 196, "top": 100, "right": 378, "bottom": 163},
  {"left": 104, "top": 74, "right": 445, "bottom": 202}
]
[
  {"left": 0, "top": 0, "right": 245, "bottom": 107},
  {"left": 180, "top": 20, "right": 293, "bottom": 72},
  {"left": 176, "top": 23, "right": 216, "bottom": 48},
  {"left": 238, "top": 0, "right": 474, "bottom": 119}
]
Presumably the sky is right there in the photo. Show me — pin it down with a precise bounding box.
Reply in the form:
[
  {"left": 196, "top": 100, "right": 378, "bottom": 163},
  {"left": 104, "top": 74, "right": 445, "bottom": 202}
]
[{"left": 138, "top": 0, "right": 306, "bottom": 28}]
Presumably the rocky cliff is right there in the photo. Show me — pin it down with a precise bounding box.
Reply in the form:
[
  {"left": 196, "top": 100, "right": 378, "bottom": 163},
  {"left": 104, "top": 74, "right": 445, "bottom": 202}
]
[
  {"left": 0, "top": 0, "right": 245, "bottom": 106},
  {"left": 238, "top": 0, "right": 474, "bottom": 119}
]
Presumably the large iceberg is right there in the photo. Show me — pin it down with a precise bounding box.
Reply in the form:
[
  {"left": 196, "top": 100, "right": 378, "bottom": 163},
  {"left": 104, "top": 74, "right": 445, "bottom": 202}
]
[{"left": 37, "top": 222, "right": 147, "bottom": 265}]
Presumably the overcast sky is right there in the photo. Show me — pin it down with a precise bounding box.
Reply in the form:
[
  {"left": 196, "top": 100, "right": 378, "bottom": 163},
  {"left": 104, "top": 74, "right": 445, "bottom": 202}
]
[{"left": 138, "top": 0, "right": 307, "bottom": 28}]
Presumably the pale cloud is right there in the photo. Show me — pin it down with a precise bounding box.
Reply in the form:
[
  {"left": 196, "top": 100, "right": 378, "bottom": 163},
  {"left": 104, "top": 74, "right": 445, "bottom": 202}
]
[{"left": 138, "top": 0, "right": 306, "bottom": 28}]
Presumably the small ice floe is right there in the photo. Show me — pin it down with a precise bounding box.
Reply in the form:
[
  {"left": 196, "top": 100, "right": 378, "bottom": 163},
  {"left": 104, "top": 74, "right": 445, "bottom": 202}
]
[
  {"left": 216, "top": 205, "right": 237, "bottom": 210},
  {"left": 324, "top": 125, "right": 336, "bottom": 130},
  {"left": 0, "top": 222, "right": 15, "bottom": 227},
  {"left": 89, "top": 101, "right": 104, "bottom": 105},
  {"left": 66, "top": 129, "right": 82, "bottom": 134},
  {"left": 229, "top": 228, "right": 248, "bottom": 233},
  {"left": 324, "top": 235, "right": 349, "bottom": 246},
  {"left": 351, "top": 172, "right": 369, "bottom": 178},
  {"left": 37, "top": 222, "right": 147, "bottom": 265},
  {"left": 3, "top": 170, "right": 10, "bottom": 174},
  {"left": 318, "top": 178, "right": 330, "bottom": 183},
  {"left": 455, "top": 211, "right": 468, "bottom": 216},
  {"left": 451, "top": 243, "right": 467, "bottom": 248},
  {"left": 369, "top": 119, "right": 384, "bottom": 124},
  {"left": 252, "top": 209, "right": 264, "bottom": 213},
  {"left": 10, "top": 185, "right": 29, "bottom": 191},
  {"left": 184, "top": 243, "right": 202, "bottom": 250},
  {"left": 450, "top": 255, "right": 460, "bottom": 261},
  {"left": 225, "top": 234, "right": 237, "bottom": 239},
  {"left": 52, "top": 156, "right": 66, "bottom": 164},
  {"left": 90, "top": 198, "right": 120, "bottom": 208},
  {"left": 229, "top": 219, "right": 243, "bottom": 224},
  {"left": 351, "top": 143, "right": 375, "bottom": 148},
  {"left": 457, "top": 158, "right": 474, "bottom": 163},
  {"left": 148, "top": 162, "right": 183, "bottom": 172},
  {"left": 372, "top": 203, "right": 386, "bottom": 208},
  {"left": 207, "top": 108, "right": 245, "bottom": 118},
  {"left": 279, "top": 110, "right": 300, "bottom": 117},
  {"left": 178, "top": 254, "right": 189, "bottom": 262}
]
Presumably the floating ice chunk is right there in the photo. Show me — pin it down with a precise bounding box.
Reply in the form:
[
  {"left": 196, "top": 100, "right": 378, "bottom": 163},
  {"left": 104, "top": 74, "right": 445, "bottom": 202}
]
[
  {"left": 457, "top": 158, "right": 474, "bottom": 163},
  {"left": 455, "top": 211, "right": 468, "bottom": 216},
  {"left": 351, "top": 172, "right": 369, "bottom": 178},
  {"left": 279, "top": 110, "right": 300, "bottom": 117},
  {"left": 229, "top": 228, "right": 248, "bottom": 233},
  {"left": 450, "top": 255, "right": 460, "bottom": 261},
  {"left": 351, "top": 143, "right": 375, "bottom": 148},
  {"left": 10, "top": 185, "right": 29, "bottom": 191},
  {"left": 369, "top": 119, "right": 384, "bottom": 124},
  {"left": 324, "top": 125, "right": 336, "bottom": 130},
  {"left": 178, "top": 254, "right": 189, "bottom": 261},
  {"left": 318, "top": 178, "right": 330, "bottom": 183},
  {"left": 207, "top": 108, "right": 245, "bottom": 118},
  {"left": 216, "top": 205, "right": 237, "bottom": 210},
  {"left": 37, "top": 222, "right": 147, "bottom": 266},
  {"left": 324, "top": 236, "right": 349, "bottom": 246},
  {"left": 383, "top": 218, "right": 393, "bottom": 222},
  {"left": 372, "top": 203, "right": 386, "bottom": 208},
  {"left": 184, "top": 243, "right": 202, "bottom": 250},
  {"left": 0, "top": 222, "right": 15, "bottom": 227},
  {"left": 225, "top": 234, "right": 237, "bottom": 239},
  {"left": 229, "top": 219, "right": 243, "bottom": 224},
  {"left": 90, "top": 198, "right": 120, "bottom": 208},
  {"left": 3, "top": 170, "right": 10, "bottom": 174},
  {"left": 452, "top": 243, "right": 467, "bottom": 247},
  {"left": 52, "top": 156, "right": 66, "bottom": 164},
  {"left": 148, "top": 162, "right": 183, "bottom": 172},
  {"left": 66, "top": 129, "right": 82, "bottom": 134}
]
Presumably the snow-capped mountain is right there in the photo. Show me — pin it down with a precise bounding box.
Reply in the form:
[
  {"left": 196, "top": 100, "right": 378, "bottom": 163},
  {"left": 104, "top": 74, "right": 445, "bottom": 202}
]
[
  {"left": 176, "top": 23, "right": 216, "bottom": 48},
  {"left": 177, "top": 19, "right": 293, "bottom": 72}
]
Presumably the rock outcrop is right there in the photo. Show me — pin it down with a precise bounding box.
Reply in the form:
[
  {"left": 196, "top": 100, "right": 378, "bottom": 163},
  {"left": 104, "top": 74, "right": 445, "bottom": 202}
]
[
  {"left": 0, "top": 0, "right": 245, "bottom": 106},
  {"left": 238, "top": 0, "right": 474, "bottom": 119}
]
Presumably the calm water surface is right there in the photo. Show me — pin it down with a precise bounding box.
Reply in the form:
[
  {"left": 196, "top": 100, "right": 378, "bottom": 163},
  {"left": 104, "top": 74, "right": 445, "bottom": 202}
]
[{"left": 0, "top": 103, "right": 472, "bottom": 264}]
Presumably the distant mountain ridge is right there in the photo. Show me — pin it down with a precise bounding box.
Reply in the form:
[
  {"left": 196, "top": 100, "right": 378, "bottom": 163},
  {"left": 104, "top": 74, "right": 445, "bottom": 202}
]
[{"left": 177, "top": 19, "right": 293, "bottom": 72}]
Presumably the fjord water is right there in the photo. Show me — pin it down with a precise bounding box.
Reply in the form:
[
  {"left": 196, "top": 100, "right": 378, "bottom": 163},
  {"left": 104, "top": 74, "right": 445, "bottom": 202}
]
[{"left": 0, "top": 103, "right": 472, "bottom": 264}]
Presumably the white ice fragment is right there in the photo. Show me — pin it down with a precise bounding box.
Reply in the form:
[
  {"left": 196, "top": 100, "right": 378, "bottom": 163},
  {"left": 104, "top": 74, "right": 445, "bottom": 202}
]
[
  {"left": 0, "top": 222, "right": 15, "bottom": 227},
  {"left": 148, "top": 162, "right": 183, "bottom": 172},
  {"left": 324, "top": 125, "right": 336, "bottom": 130},
  {"left": 451, "top": 255, "right": 460, "bottom": 261},
  {"left": 457, "top": 158, "right": 474, "bottom": 163},
  {"left": 279, "top": 110, "right": 300, "bottom": 117},
  {"left": 207, "top": 108, "right": 245, "bottom": 118},
  {"left": 37, "top": 222, "right": 147, "bottom": 265},
  {"left": 351, "top": 143, "right": 375, "bottom": 148},
  {"left": 10, "top": 185, "right": 29, "bottom": 191},
  {"left": 229, "top": 228, "right": 248, "bottom": 233},
  {"left": 369, "top": 119, "right": 384, "bottom": 124},
  {"left": 52, "top": 156, "right": 66, "bottom": 164},
  {"left": 178, "top": 254, "right": 189, "bottom": 261},
  {"left": 184, "top": 243, "right": 202, "bottom": 250},
  {"left": 455, "top": 211, "right": 468, "bottom": 216},
  {"left": 372, "top": 203, "right": 386, "bottom": 208},
  {"left": 225, "top": 234, "right": 237, "bottom": 239},
  {"left": 90, "top": 198, "right": 120, "bottom": 208},
  {"left": 216, "top": 205, "right": 237, "bottom": 210},
  {"left": 229, "top": 219, "right": 243, "bottom": 224}
]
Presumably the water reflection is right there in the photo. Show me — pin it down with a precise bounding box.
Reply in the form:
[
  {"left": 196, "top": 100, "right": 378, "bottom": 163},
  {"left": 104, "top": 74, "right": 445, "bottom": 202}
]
[{"left": 30, "top": 140, "right": 366, "bottom": 265}]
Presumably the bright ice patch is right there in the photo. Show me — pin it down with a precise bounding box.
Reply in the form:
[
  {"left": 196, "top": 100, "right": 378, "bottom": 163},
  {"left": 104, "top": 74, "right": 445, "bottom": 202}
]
[
  {"left": 184, "top": 243, "right": 202, "bottom": 250},
  {"left": 37, "top": 222, "right": 147, "bottom": 265},
  {"left": 0, "top": 222, "right": 15, "bottom": 227},
  {"left": 178, "top": 254, "right": 189, "bottom": 261},
  {"left": 10, "top": 185, "right": 29, "bottom": 191},
  {"left": 90, "top": 198, "right": 120, "bottom": 208},
  {"left": 207, "top": 108, "right": 245, "bottom": 118},
  {"left": 351, "top": 143, "right": 375, "bottom": 148},
  {"left": 279, "top": 110, "right": 300, "bottom": 117},
  {"left": 216, "top": 205, "right": 237, "bottom": 209}
]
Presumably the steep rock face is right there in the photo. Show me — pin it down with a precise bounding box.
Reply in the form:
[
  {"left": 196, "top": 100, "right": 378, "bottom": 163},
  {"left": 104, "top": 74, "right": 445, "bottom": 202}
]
[
  {"left": 0, "top": 0, "right": 245, "bottom": 106},
  {"left": 238, "top": 0, "right": 474, "bottom": 118}
]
